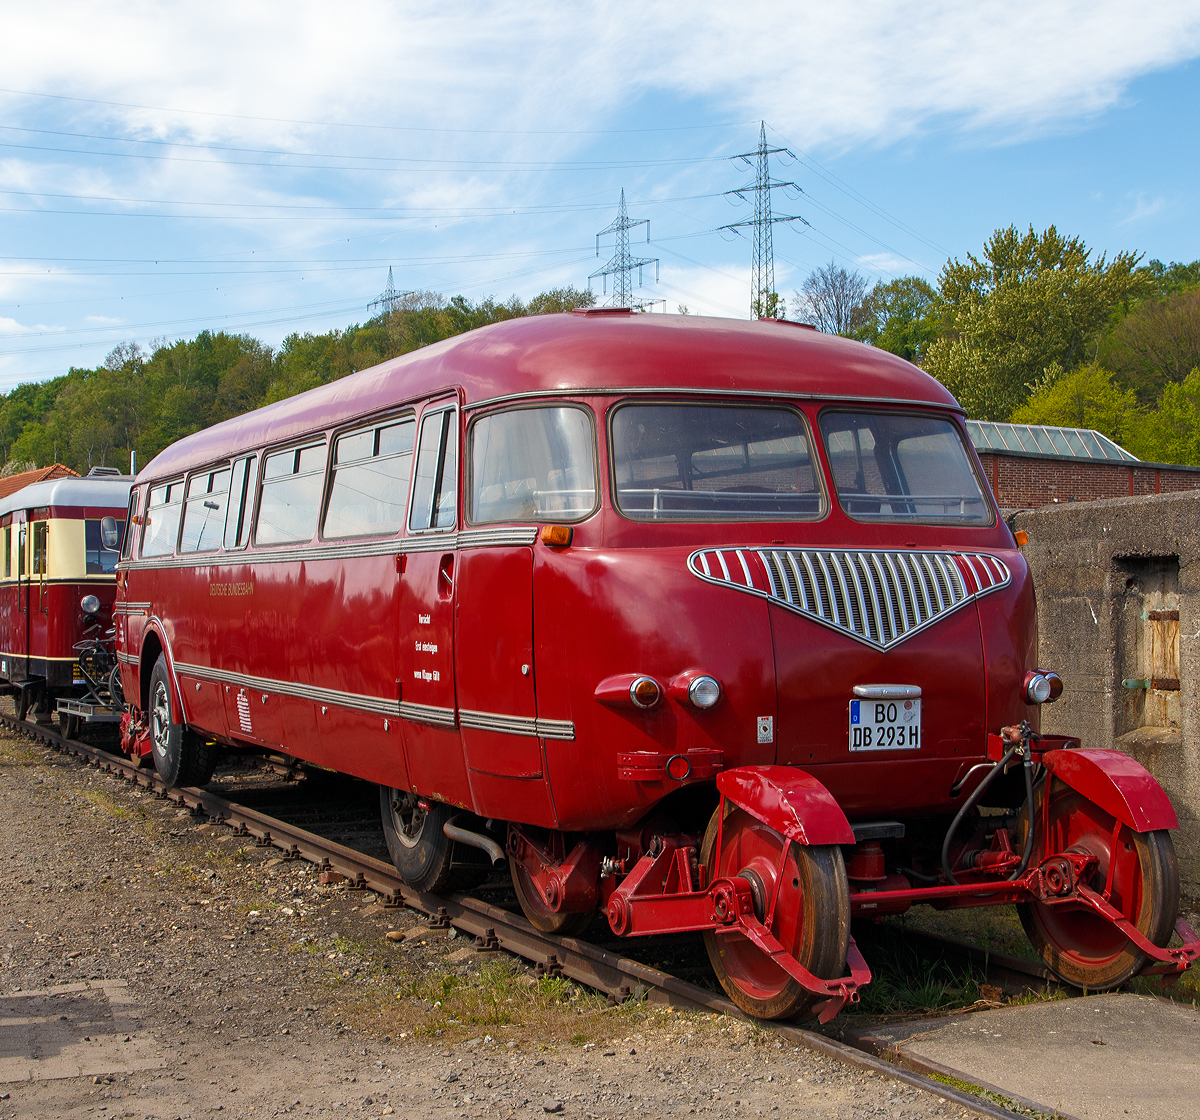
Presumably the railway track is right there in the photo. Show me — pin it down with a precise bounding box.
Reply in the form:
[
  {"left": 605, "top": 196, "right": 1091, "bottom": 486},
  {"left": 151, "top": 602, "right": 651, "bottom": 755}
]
[{"left": 1, "top": 709, "right": 1050, "bottom": 1120}]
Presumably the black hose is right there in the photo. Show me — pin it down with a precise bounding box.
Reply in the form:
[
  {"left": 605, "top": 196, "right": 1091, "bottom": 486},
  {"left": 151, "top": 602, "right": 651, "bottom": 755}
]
[
  {"left": 1008, "top": 748, "right": 1036, "bottom": 881},
  {"left": 941, "top": 746, "right": 1017, "bottom": 885}
]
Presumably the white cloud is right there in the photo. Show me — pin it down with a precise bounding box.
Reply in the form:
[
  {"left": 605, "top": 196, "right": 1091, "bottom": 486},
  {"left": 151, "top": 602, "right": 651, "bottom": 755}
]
[
  {"left": 1120, "top": 192, "right": 1172, "bottom": 225},
  {"left": 0, "top": 317, "right": 62, "bottom": 334},
  {"left": 84, "top": 315, "right": 122, "bottom": 324},
  {"left": 2, "top": 3, "right": 1198, "bottom": 152}
]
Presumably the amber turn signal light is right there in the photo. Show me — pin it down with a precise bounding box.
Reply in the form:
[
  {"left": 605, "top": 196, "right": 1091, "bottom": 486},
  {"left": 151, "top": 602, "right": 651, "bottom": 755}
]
[
  {"left": 540, "top": 525, "right": 573, "bottom": 547},
  {"left": 1014, "top": 529, "right": 1028, "bottom": 546},
  {"left": 629, "top": 676, "right": 662, "bottom": 709}
]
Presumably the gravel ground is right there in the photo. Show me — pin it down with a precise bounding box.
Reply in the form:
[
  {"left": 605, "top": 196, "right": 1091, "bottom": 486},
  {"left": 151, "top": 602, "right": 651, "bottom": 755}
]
[{"left": 0, "top": 725, "right": 984, "bottom": 1120}]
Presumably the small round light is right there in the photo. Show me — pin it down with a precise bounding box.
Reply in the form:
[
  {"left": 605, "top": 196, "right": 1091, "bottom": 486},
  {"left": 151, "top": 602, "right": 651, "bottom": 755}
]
[
  {"left": 687, "top": 676, "right": 721, "bottom": 709},
  {"left": 1045, "top": 672, "right": 1064, "bottom": 702},
  {"left": 1025, "top": 673, "right": 1052, "bottom": 704},
  {"left": 80, "top": 595, "right": 100, "bottom": 615},
  {"left": 629, "top": 676, "right": 661, "bottom": 709}
]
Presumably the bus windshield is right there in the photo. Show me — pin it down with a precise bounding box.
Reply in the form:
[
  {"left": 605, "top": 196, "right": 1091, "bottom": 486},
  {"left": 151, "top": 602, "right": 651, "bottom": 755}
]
[
  {"left": 612, "top": 404, "right": 823, "bottom": 521},
  {"left": 819, "top": 411, "right": 992, "bottom": 525}
]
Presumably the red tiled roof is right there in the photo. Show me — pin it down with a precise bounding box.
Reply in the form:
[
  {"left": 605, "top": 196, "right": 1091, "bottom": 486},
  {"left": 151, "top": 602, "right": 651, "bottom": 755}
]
[{"left": 0, "top": 464, "right": 81, "bottom": 501}]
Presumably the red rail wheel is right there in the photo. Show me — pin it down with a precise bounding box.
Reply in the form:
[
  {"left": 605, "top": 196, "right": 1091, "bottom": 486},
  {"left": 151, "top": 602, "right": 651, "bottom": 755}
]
[
  {"left": 700, "top": 803, "right": 849, "bottom": 1020},
  {"left": 1018, "top": 777, "right": 1179, "bottom": 989},
  {"left": 509, "top": 827, "right": 594, "bottom": 937}
]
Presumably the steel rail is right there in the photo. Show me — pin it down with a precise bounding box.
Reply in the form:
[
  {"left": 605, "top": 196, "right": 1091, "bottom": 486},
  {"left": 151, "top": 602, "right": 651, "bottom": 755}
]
[{"left": 0, "top": 709, "right": 1030, "bottom": 1120}]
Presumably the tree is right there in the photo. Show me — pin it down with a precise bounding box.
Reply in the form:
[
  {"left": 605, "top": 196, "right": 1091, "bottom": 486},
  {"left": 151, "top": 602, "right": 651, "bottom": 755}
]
[
  {"left": 1143, "top": 259, "right": 1200, "bottom": 300},
  {"left": 925, "top": 225, "right": 1147, "bottom": 420},
  {"left": 1009, "top": 363, "right": 1139, "bottom": 443},
  {"left": 794, "top": 262, "right": 871, "bottom": 335},
  {"left": 1124, "top": 367, "right": 1200, "bottom": 466},
  {"left": 1100, "top": 289, "right": 1200, "bottom": 403},
  {"left": 855, "top": 276, "right": 938, "bottom": 363}
]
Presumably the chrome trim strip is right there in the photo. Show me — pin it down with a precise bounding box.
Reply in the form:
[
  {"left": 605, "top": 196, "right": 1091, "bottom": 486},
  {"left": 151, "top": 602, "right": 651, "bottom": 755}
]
[
  {"left": 536, "top": 717, "right": 576, "bottom": 742},
  {"left": 398, "top": 700, "right": 458, "bottom": 728},
  {"left": 853, "top": 684, "right": 922, "bottom": 699},
  {"left": 173, "top": 661, "right": 400, "bottom": 719},
  {"left": 459, "top": 709, "right": 538, "bottom": 737},
  {"left": 686, "top": 548, "right": 1011, "bottom": 653},
  {"left": 115, "top": 651, "right": 138, "bottom": 666},
  {"left": 115, "top": 526, "right": 538, "bottom": 573},
  {"left": 735, "top": 549, "right": 753, "bottom": 589}
]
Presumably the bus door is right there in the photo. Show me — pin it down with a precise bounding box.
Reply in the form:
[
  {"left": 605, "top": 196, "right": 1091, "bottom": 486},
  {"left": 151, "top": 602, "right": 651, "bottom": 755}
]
[{"left": 397, "top": 401, "right": 472, "bottom": 806}]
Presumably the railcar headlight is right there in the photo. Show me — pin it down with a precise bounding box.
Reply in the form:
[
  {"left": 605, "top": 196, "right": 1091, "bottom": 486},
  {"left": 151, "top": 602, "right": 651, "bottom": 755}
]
[
  {"left": 1024, "top": 670, "right": 1063, "bottom": 705},
  {"left": 80, "top": 594, "right": 100, "bottom": 615},
  {"left": 629, "top": 676, "right": 662, "bottom": 709},
  {"left": 687, "top": 675, "right": 722, "bottom": 709}
]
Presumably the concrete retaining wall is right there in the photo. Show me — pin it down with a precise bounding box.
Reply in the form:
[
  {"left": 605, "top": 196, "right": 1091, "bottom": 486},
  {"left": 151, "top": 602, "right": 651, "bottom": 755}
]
[{"left": 1015, "top": 491, "right": 1200, "bottom": 893}]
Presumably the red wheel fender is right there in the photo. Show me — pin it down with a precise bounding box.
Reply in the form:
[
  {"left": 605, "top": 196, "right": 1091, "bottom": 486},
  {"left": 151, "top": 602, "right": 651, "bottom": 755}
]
[
  {"left": 1042, "top": 748, "right": 1178, "bottom": 832},
  {"left": 141, "top": 622, "right": 190, "bottom": 726},
  {"left": 716, "top": 765, "right": 856, "bottom": 846}
]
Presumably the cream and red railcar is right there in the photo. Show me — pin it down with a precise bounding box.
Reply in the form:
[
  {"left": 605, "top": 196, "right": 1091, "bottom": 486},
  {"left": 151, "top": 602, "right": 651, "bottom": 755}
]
[
  {"left": 0, "top": 472, "right": 131, "bottom": 723},
  {"left": 114, "top": 312, "right": 1198, "bottom": 1019}
]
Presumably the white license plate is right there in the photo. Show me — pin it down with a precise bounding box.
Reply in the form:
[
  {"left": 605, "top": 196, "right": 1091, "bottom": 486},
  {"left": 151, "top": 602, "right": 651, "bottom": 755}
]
[{"left": 849, "top": 697, "right": 920, "bottom": 751}]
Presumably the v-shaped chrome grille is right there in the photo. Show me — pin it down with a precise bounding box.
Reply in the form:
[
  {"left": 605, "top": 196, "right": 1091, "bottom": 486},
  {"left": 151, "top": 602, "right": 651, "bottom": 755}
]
[{"left": 688, "top": 548, "right": 1011, "bottom": 651}]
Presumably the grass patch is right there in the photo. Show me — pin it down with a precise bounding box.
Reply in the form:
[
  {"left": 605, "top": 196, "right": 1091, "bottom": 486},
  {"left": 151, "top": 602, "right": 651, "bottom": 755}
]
[
  {"left": 928, "top": 1072, "right": 1061, "bottom": 1119},
  {"left": 846, "top": 937, "right": 989, "bottom": 1019}
]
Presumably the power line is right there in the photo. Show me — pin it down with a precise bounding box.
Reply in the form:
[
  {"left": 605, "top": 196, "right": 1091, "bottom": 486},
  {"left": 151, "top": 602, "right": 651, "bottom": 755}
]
[
  {"left": 367, "top": 266, "right": 410, "bottom": 315},
  {"left": 721, "top": 122, "right": 807, "bottom": 318},
  {"left": 589, "top": 190, "right": 659, "bottom": 309},
  {"left": 0, "top": 86, "right": 750, "bottom": 137}
]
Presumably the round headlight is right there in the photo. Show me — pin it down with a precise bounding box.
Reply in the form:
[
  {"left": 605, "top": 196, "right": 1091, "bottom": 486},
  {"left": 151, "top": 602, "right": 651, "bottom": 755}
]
[
  {"left": 80, "top": 594, "right": 100, "bottom": 615},
  {"left": 1045, "top": 672, "right": 1064, "bottom": 702},
  {"left": 687, "top": 676, "right": 721, "bottom": 709},
  {"left": 1024, "top": 672, "right": 1052, "bottom": 704},
  {"left": 629, "top": 676, "right": 661, "bottom": 709}
]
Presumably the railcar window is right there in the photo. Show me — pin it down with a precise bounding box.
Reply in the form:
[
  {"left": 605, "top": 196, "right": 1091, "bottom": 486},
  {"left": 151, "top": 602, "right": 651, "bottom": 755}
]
[
  {"left": 611, "top": 404, "right": 822, "bottom": 521},
  {"left": 470, "top": 407, "right": 597, "bottom": 524},
  {"left": 223, "top": 455, "right": 258, "bottom": 550},
  {"left": 85, "top": 520, "right": 123, "bottom": 573},
  {"left": 179, "top": 468, "right": 232, "bottom": 553},
  {"left": 324, "top": 418, "right": 415, "bottom": 538},
  {"left": 141, "top": 482, "right": 184, "bottom": 557},
  {"left": 820, "top": 411, "right": 991, "bottom": 525},
  {"left": 32, "top": 522, "right": 48, "bottom": 576},
  {"left": 3, "top": 525, "right": 9, "bottom": 578},
  {"left": 409, "top": 408, "right": 458, "bottom": 531},
  {"left": 256, "top": 443, "right": 326, "bottom": 545}
]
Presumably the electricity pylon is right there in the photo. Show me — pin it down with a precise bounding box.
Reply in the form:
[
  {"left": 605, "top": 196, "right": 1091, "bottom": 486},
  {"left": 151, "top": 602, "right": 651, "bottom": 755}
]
[
  {"left": 368, "top": 266, "right": 409, "bottom": 316},
  {"left": 590, "top": 190, "right": 660, "bottom": 308},
  {"left": 722, "top": 122, "right": 808, "bottom": 318}
]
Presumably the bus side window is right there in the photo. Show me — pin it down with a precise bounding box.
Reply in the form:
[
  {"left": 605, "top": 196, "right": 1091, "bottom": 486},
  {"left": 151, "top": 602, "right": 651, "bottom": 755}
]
[
  {"left": 180, "top": 466, "right": 232, "bottom": 553},
  {"left": 141, "top": 481, "right": 184, "bottom": 558},
  {"left": 324, "top": 418, "right": 415, "bottom": 539},
  {"left": 409, "top": 407, "right": 458, "bottom": 532},
  {"left": 255, "top": 443, "right": 326, "bottom": 546},
  {"left": 121, "top": 490, "right": 139, "bottom": 559},
  {"left": 223, "top": 455, "right": 258, "bottom": 551}
]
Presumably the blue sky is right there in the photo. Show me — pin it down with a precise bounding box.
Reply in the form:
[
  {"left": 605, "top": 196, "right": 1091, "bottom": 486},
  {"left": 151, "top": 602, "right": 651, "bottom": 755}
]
[{"left": 1, "top": 1, "right": 1199, "bottom": 390}]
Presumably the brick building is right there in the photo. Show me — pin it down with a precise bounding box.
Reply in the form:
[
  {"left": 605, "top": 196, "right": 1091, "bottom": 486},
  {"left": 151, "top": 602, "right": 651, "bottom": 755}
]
[{"left": 965, "top": 420, "right": 1200, "bottom": 509}]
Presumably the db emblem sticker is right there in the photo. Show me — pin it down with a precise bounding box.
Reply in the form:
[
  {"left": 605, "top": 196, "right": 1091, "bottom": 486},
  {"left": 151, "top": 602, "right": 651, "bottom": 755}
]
[{"left": 757, "top": 715, "right": 774, "bottom": 744}]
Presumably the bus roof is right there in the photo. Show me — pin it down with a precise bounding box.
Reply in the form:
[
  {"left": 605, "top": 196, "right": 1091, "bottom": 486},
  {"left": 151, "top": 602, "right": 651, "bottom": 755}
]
[
  {"left": 140, "top": 312, "right": 961, "bottom": 481},
  {"left": 0, "top": 475, "right": 133, "bottom": 518}
]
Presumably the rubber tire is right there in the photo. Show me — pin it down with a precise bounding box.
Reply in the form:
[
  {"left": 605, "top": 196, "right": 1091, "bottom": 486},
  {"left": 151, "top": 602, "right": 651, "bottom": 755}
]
[
  {"left": 149, "top": 655, "right": 217, "bottom": 788},
  {"left": 510, "top": 853, "right": 594, "bottom": 937},
  {"left": 1018, "top": 777, "right": 1179, "bottom": 990},
  {"left": 380, "top": 787, "right": 490, "bottom": 893},
  {"left": 59, "top": 710, "right": 80, "bottom": 740},
  {"left": 701, "top": 804, "right": 850, "bottom": 1020}
]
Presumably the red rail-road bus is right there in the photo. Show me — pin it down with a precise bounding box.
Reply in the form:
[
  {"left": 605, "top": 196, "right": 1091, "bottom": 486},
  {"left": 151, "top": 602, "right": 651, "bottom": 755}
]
[
  {"left": 0, "top": 472, "right": 131, "bottom": 727},
  {"left": 115, "top": 311, "right": 1198, "bottom": 1020}
]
